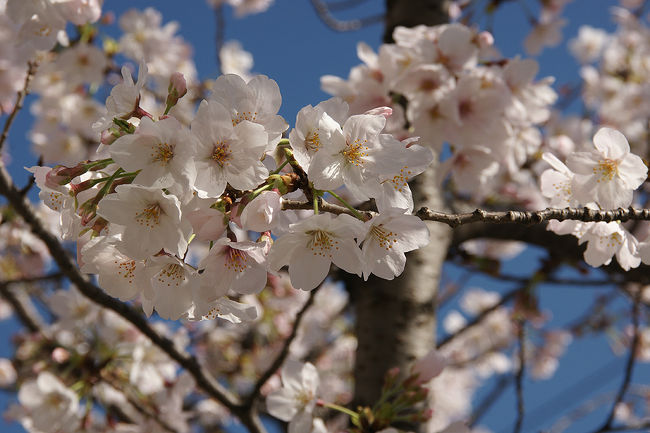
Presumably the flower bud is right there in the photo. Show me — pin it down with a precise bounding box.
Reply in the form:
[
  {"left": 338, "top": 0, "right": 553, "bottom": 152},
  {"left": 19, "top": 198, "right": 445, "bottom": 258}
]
[
  {"left": 51, "top": 347, "right": 70, "bottom": 363},
  {"left": 166, "top": 72, "right": 188, "bottom": 110},
  {"left": 411, "top": 348, "right": 446, "bottom": 383},
  {"left": 364, "top": 106, "right": 393, "bottom": 119}
]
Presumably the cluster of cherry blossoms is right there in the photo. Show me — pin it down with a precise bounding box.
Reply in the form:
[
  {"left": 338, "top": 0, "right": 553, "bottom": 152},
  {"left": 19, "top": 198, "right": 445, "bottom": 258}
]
[
  {"left": 33, "top": 61, "right": 432, "bottom": 320},
  {"left": 540, "top": 127, "right": 650, "bottom": 270},
  {"left": 321, "top": 22, "right": 557, "bottom": 202}
]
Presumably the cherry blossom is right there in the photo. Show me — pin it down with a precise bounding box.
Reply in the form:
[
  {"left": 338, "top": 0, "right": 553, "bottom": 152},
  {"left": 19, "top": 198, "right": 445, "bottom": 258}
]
[
  {"left": 266, "top": 360, "right": 320, "bottom": 433},
  {"left": 268, "top": 213, "right": 365, "bottom": 290},
  {"left": 359, "top": 208, "right": 430, "bottom": 280},
  {"left": 96, "top": 184, "right": 192, "bottom": 259},
  {"left": 567, "top": 127, "right": 647, "bottom": 209},
  {"left": 190, "top": 99, "right": 269, "bottom": 197}
]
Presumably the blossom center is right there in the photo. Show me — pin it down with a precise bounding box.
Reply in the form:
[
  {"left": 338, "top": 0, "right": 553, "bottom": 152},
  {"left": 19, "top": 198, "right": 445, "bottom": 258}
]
[
  {"left": 225, "top": 247, "right": 247, "bottom": 273},
  {"left": 151, "top": 142, "right": 174, "bottom": 165},
  {"left": 115, "top": 259, "right": 137, "bottom": 284},
  {"left": 369, "top": 224, "right": 398, "bottom": 251},
  {"left": 305, "top": 130, "right": 321, "bottom": 152},
  {"left": 386, "top": 167, "right": 412, "bottom": 192},
  {"left": 212, "top": 141, "right": 230, "bottom": 167},
  {"left": 593, "top": 159, "right": 619, "bottom": 182},
  {"left": 158, "top": 264, "right": 185, "bottom": 287},
  {"left": 342, "top": 138, "right": 369, "bottom": 167},
  {"left": 306, "top": 229, "right": 338, "bottom": 258},
  {"left": 135, "top": 203, "right": 162, "bottom": 228},
  {"left": 232, "top": 111, "right": 258, "bottom": 126}
]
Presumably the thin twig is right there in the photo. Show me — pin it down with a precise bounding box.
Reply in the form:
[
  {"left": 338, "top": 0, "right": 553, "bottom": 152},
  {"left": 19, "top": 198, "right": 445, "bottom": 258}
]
[
  {"left": 100, "top": 372, "right": 179, "bottom": 433},
  {"left": 310, "top": 0, "right": 383, "bottom": 31},
  {"left": 245, "top": 286, "right": 321, "bottom": 406},
  {"left": 469, "top": 375, "right": 513, "bottom": 427},
  {"left": 513, "top": 320, "right": 526, "bottom": 433},
  {"left": 0, "top": 281, "right": 48, "bottom": 335},
  {"left": 284, "top": 200, "right": 650, "bottom": 228},
  {"left": 0, "top": 61, "right": 38, "bottom": 154},
  {"left": 437, "top": 288, "right": 518, "bottom": 349},
  {"left": 417, "top": 206, "right": 650, "bottom": 228},
  {"left": 594, "top": 291, "right": 642, "bottom": 432},
  {"left": 324, "top": 0, "right": 372, "bottom": 11},
  {"left": 0, "top": 161, "right": 267, "bottom": 433}
]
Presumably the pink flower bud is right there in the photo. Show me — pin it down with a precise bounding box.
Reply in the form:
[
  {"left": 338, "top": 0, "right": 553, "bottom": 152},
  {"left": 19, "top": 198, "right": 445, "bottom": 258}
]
[
  {"left": 166, "top": 72, "right": 188, "bottom": 110},
  {"left": 51, "top": 347, "right": 70, "bottom": 363},
  {"left": 411, "top": 349, "right": 446, "bottom": 383},
  {"left": 364, "top": 106, "right": 393, "bottom": 119},
  {"left": 100, "top": 129, "right": 119, "bottom": 145},
  {"left": 169, "top": 72, "right": 187, "bottom": 98},
  {"left": 478, "top": 31, "right": 495, "bottom": 48}
]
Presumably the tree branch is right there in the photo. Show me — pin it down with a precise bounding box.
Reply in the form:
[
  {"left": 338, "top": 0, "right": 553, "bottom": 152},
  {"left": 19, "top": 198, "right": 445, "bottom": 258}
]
[
  {"left": 310, "top": 0, "right": 383, "bottom": 31},
  {"left": 594, "top": 290, "right": 642, "bottom": 432},
  {"left": 437, "top": 288, "right": 518, "bottom": 349},
  {"left": 417, "top": 206, "right": 650, "bottom": 228},
  {"left": 0, "top": 161, "right": 267, "bottom": 433},
  {"left": 513, "top": 320, "right": 526, "bottom": 433},
  {"left": 0, "top": 61, "right": 38, "bottom": 154}
]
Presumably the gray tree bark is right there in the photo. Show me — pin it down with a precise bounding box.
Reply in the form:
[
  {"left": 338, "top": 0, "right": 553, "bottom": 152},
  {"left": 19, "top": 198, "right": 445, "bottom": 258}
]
[{"left": 352, "top": 0, "right": 451, "bottom": 406}]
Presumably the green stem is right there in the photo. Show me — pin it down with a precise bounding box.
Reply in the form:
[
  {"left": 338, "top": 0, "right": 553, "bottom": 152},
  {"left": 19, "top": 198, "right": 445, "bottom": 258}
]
[
  {"left": 313, "top": 194, "right": 319, "bottom": 215},
  {"left": 278, "top": 138, "right": 290, "bottom": 146},
  {"left": 320, "top": 401, "right": 359, "bottom": 420},
  {"left": 326, "top": 190, "right": 364, "bottom": 220},
  {"left": 270, "top": 158, "right": 291, "bottom": 175}
]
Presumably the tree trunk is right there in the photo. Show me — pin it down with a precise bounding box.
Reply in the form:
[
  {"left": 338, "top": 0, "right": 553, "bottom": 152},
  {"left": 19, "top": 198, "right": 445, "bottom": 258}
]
[{"left": 352, "top": 1, "right": 451, "bottom": 406}]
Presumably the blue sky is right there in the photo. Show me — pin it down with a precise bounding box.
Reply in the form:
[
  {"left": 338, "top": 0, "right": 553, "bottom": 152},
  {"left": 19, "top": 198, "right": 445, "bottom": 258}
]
[{"left": 1, "top": 1, "right": 649, "bottom": 432}]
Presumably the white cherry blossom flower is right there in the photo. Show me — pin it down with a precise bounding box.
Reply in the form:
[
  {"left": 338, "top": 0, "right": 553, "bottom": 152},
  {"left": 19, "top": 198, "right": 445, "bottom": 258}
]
[
  {"left": 240, "top": 190, "right": 282, "bottom": 232},
  {"left": 198, "top": 237, "right": 268, "bottom": 302},
  {"left": 209, "top": 74, "right": 288, "bottom": 151},
  {"left": 188, "top": 296, "right": 259, "bottom": 323},
  {"left": 266, "top": 360, "right": 320, "bottom": 433},
  {"left": 268, "top": 213, "right": 365, "bottom": 290},
  {"left": 110, "top": 116, "right": 197, "bottom": 189},
  {"left": 80, "top": 233, "right": 148, "bottom": 301},
  {"left": 289, "top": 103, "right": 344, "bottom": 172},
  {"left": 308, "top": 113, "right": 401, "bottom": 200},
  {"left": 96, "top": 185, "right": 192, "bottom": 259},
  {"left": 540, "top": 152, "right": 578, "bottom": 207},
  {"left": 93, "top": 63, "right": 148, "bottom": 132},
  {"left": 191, "top": 99, "right": 269, "bottom": 198},
  {"left": 16, "top": 372, "right": 79, "bottom": 433},
  {"left": 567, "top": 127, "right": 647, "bottom": 209},
  {"left": 142, "top": 255, "right": 197, "bottom": 320},
  {"left": 578, "top": 221, "right": 640, "bottom": 270},
  {"left": 359, "top": 208, "right": 429, "bottom": 280}
]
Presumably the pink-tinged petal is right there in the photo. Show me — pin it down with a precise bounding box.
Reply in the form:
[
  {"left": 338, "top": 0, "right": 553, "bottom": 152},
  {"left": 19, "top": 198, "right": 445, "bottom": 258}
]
[
  {"left": 364, "top": 248, "right": 405, "bottom": 280},
  {"left": 331, "top": 240, "right": 362, "bottom": 276},
  {"left": 289, "top": 410, "right": 314, "bottom": 433},
  {"left": 541, "top": 152, "right": 572, "bottom": 176},
  {"left": 280, "top": 359, "right": 307, "bottom": 391},
  {"left": 411, "top": 349, "right": 447, "bottom": 382},
  {"left": 599, "top": 179, "right": 632, "bottom": 209},
  {"left": 593, "top": 127, "right": 629, "bottom": 160},
  {"left": 289, "top": 252, "right": 330, "bottom": 291},
  {"left": 267, "top": 235, "right": 301, "bottom": 272},
  {"left": 232, "top": 261, "right": 268, "bottom": 295},
  {"left": 343, "top": 114, "right": 385, "bottom": 142},
  {"left": 618, "top": 154, "right": 647, "bottom": 189},
  {"left": 266, "top": 389, "right": 298, "bottom": 421},
  {"left": 309, "top": 152, "right": 344, "bottom": 191},
  {"left": 566, "top": 151, "right": 599, "bottom": 175}
]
